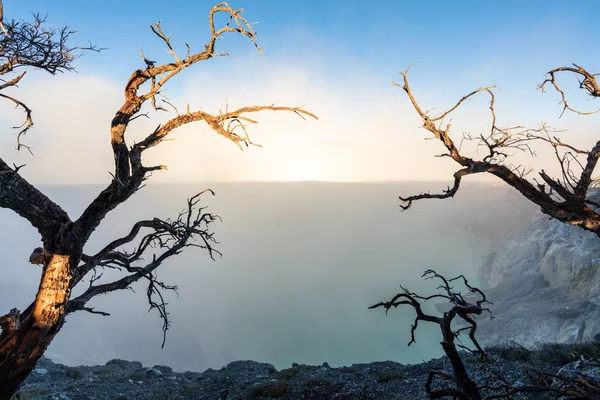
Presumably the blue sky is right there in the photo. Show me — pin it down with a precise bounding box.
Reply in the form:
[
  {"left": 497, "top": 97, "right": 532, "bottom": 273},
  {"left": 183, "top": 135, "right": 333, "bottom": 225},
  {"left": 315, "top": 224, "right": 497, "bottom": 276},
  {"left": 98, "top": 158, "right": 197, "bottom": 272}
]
[
  {"left": 1, "top": 1, "right": 599, "bottom": 183},
  {"left": 7, "top": 0, "right": 597, "bottom": 81}
]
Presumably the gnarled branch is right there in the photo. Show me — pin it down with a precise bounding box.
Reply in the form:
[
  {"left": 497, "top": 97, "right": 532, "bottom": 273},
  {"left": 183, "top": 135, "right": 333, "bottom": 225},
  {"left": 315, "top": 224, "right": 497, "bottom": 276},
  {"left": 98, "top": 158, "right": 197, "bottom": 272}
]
[
  {"left": 74, "top": 2, "right": 316, "bottom": 245},
  {"left": 370, "top": 270, "right": 491, "bottom": 399},
  {"left": 396, "top": 65, "right": 600, "bottom": 237},
  {"left": 0, "top": 2, "right": 99, "bottom": 148},
  {"left": 538, "top": 63, "right": 600, "bottom": 118},
  {"left": 0, "top": 158, "right": 71, "bottom": 245},
  {"left": 68, "top": 190, "right": 220, "bottom": 347},
  {"left": 371, "top": 271, "right": 600, "bottom": 399}
]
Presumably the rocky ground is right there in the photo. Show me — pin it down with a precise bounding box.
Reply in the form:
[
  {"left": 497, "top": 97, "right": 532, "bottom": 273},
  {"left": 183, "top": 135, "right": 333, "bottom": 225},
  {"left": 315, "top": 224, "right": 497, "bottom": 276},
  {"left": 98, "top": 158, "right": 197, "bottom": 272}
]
[
  {"left": 17, "top": 348, "right": 598, "bottom": 400},
  {"left": 475, "top": 189, "right": 600, "bottom": 348}
]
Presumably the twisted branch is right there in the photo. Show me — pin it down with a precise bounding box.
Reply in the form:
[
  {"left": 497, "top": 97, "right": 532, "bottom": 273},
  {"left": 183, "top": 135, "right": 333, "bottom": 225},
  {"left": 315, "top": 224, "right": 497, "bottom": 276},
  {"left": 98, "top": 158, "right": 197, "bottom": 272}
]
[
  {"left": 396, "top": 65, "right": 600, "bottom": 236},
  {"left": 371, "top": 270, "right": 600, "bottom": 399},
  {"left": 68, "top": 190, "right": 221, "bottom": 347},
  {"left": 0, "top": 2, "right": 99, "bottom": 149},
  {"left": 538, "top": 63, "right": 600, "bottom": 118},
  {"left": 370, "top": 270, "right": 491, "bottom": 399},
  {"left": 74, "top": 2, "right": 316, "bottom": 244}
]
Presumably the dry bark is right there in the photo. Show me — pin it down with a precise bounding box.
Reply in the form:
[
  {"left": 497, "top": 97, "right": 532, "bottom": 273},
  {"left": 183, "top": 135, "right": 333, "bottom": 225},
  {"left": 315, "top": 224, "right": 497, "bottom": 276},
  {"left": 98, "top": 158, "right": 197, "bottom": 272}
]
[
  {"left": 396, "top": 64, "right": 600, "bottom": 236},
  {"left": 0, "top": 2, "right": 316, "bottom": 398}
]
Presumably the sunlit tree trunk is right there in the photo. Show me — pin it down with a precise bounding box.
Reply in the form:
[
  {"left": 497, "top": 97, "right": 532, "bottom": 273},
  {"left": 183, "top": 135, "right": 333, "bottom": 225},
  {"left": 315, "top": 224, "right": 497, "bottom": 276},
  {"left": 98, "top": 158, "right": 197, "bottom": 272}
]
[
  {"left": 0, "top": 2, "right": 315, "bottom": 398},
  {"left": 0, "top": 253, "right": 73, "bottom": 399}
]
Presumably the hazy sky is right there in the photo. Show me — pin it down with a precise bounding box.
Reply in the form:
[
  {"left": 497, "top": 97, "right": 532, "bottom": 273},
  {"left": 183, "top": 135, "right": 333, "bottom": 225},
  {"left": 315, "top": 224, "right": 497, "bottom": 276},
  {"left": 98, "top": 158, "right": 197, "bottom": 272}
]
[{"left": 1, "top": 0, "right": 599, "bottom": 184}]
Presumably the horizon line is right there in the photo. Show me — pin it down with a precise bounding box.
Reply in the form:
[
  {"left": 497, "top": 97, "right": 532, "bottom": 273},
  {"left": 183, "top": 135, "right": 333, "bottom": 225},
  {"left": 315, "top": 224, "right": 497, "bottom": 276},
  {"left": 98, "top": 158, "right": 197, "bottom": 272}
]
[{"left": 38, "top": 179, "right": 503, "bottom": 186}]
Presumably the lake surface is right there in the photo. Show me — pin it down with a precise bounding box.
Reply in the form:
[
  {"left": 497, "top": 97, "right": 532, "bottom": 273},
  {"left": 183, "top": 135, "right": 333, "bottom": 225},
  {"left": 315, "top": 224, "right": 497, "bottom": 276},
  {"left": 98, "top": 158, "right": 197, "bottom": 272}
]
[{"left": 0, "top": 182, "right": 517, "bottom": 371}]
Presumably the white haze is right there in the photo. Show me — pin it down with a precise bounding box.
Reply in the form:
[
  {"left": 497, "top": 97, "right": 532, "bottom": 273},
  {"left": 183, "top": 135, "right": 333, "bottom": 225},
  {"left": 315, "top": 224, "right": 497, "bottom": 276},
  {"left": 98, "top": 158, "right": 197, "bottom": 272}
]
[
  {"left": 1, "top": 58, "right": 597, "bottom": 186},
  {"left": 0, "top": 182, "right": 535, "bottom": 371}
]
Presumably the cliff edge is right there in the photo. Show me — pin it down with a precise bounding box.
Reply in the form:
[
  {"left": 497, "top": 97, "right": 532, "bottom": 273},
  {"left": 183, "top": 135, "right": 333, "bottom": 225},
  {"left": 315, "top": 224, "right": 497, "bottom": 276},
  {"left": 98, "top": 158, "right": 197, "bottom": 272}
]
[{"left": 477, "top": 189, "right": 600, "bottom": 347}]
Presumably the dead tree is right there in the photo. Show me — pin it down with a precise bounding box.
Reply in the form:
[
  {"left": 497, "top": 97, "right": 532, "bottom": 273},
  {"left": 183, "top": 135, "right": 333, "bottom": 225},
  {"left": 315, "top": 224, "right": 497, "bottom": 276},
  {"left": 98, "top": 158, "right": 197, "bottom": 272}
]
[
  {"left": 0, "top": 2, "right": 316, "bottom": 398},
  {"left": 395, "top": 64, "right": 600, "bottom": 236},
  {"left": 370, "top": 270, "right": 492, "bottom": 399},
  {"left": 370, "top": 271, "right": 600, "bottom": 399}
]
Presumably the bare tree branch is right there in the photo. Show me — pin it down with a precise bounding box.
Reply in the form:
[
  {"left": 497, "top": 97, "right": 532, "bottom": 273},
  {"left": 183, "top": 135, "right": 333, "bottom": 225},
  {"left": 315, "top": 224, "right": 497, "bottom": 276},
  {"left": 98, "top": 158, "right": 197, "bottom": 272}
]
[
  {"left": 74, "top": 3, "right": 316, "bottom": 245},
  {"left": 68, "top": 190, "right": 221, "bottom": 347},
  {"left": 370, "top": 270, "right": 491, "bottom": 399},
  {"left": 395, "top": 65, "right": 600, "bottom": 236},
  {"left": 399, "top": 167, "right": 472, "bottom": 210},
  {"left": 0, "top": 1, "right": 7, "bottom": 36},
  {"left": 371, "top": 270, "right": 600, "bottom": 399},
  {"left": 133, "top": 105, "right": 317, "bottom": 154},
  {"left": 0, "top": 158, "right": 71, "bottom": 245},
  {"left": 0, "top": 2, "right": 100, "bottom": 149},
  {"left": 538, "top": 63, "right": 600, "bottom": 118},
  {"left": 0, "top": 3, "right": 316, "bottom": 396}
]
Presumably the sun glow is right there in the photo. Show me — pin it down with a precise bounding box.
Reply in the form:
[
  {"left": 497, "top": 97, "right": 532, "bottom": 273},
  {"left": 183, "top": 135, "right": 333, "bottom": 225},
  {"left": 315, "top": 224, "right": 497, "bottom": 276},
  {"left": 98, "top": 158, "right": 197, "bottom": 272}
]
[{"left": 277, "top": 158, "right": 328, "bottom": 182}]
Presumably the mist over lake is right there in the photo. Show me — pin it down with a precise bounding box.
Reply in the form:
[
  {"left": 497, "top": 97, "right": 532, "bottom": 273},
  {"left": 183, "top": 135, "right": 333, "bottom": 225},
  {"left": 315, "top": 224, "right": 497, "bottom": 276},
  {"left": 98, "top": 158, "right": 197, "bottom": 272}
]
[{"left": 0, "top": 182, "right": 529, "bottom": 372}]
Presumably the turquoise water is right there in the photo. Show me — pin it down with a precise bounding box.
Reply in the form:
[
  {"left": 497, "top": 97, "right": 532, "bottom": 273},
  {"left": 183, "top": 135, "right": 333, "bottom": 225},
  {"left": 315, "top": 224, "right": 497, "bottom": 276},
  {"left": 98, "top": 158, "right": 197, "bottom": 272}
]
[{"left": 0, "top": 182, "right": 494, "bottom": 371}]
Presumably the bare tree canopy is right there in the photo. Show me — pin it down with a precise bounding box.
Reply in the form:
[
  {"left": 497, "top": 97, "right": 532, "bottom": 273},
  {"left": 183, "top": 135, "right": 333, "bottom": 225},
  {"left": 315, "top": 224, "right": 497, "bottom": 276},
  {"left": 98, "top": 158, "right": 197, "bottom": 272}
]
[
  {"left": 370, "top": 270, "right": 491, "bottom": 399},
  {"left": 396, "top": 64, "right": 600, "bottom": 236},
  {"left": 371, "top": 271, "right": 600, "bottom": 399},
  {"left": 0, "top": 5, "right": 99, "bottom": 151},
  {"left": 0, "top": 2, "right": 316, "bottom": 397}
]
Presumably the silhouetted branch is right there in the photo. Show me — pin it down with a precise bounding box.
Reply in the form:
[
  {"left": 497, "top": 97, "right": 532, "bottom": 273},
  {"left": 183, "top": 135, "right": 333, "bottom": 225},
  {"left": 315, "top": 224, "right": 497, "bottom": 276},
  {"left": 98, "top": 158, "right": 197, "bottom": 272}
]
[
  {"left": 479, "top": 364, "right": 600, "bottom": 399},
  {"left": 68, "top": 190, "right": 220, "bottom": 347},
  {"left": 0, "top": 158, "right": 71, "bottom": 246},
  {"left": 370, "top": 270, "right": 492, "bottom": 399},
  {"left": 0, "top": 2, "right": 99, "bottom": 149},
  {"left": 371, "top": 270, "right": 600, "bottom": 399},
  {"left": 396, "top": 65, "right": 600, "bottom": 237},
  {"left": 399, "top": 168, "right": 471, "bottom": 210}
]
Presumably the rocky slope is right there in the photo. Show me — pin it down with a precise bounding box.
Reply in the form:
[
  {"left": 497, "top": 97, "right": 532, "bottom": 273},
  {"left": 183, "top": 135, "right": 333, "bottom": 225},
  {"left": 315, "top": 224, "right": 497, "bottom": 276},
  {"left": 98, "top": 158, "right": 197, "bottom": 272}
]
[
  {"left": 17, "top": 352, "right": 580, "bottom": 400},
  {"left": 476, "top": 190, "right": 600, "bottom": 347}
]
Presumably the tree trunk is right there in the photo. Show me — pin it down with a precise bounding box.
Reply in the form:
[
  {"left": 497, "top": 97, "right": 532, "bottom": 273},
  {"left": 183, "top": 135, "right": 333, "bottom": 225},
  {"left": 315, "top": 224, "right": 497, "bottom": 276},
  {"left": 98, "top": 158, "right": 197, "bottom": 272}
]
[
  {"left": 441, "top": 340, "right": 483, "bottom": 400},
  {"left": 0, "top": 253, "right": 72, "bottom": 400}
]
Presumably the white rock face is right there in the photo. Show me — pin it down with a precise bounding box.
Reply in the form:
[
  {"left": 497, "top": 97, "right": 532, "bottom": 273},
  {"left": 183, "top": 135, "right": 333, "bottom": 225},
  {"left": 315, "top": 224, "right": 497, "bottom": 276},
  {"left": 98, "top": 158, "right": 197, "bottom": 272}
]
[{"left": 477, "top": 189, "right": 600, "bottom": 347}]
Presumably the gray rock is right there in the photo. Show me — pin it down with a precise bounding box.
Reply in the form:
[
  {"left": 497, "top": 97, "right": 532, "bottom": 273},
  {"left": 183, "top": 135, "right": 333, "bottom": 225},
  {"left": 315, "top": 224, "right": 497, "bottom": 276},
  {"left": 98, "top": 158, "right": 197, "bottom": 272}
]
[
  {"left": 152, "top": 365, "right": 173, "bottom": 375},
  {"left": 129, "top": 367, "right": 164, "bottom": 381},
  {"left": 105, "top": 359, "right": 143, "bottom": 370},
  {"left": 33, "top": 368, "right": 48, "bottom": 375},
  {"left": 477, "top": 189, "right": 600, "bottom": 347},
  {"left": 146, "top": 368, "right": 163, "bottom": 377},
  {"left": 553, "top": 359, "right": 600, "bottom": 388},
  {"left": 44, "top": 394, "right": 72, "bottom": 400},
  {"left": 18, "top": 355, "right": 560, "bottom": 400}
]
